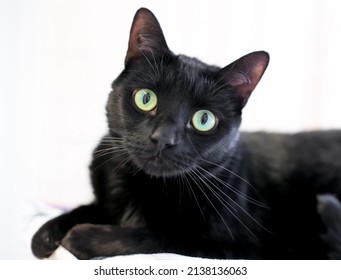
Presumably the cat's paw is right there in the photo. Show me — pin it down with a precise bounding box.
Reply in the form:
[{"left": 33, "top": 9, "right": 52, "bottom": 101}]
[
  {"left": 31, "top": 220, "right": 64, "bottom": 259},
  {"left": 61, "top": 224, "right": 103, "bottom": 259}
]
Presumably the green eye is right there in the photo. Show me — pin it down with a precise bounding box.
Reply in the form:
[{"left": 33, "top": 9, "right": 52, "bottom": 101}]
[
  {"left": 133, "top": 89, "right": 157, "bottom": 112},
  {"left": 192, "top": 110, "right": 217, "bottom": 132}
]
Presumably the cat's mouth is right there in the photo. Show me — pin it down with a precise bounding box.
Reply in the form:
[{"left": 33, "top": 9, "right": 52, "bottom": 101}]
[
  {"left": 133, "top": 155, "right": 185, "bottom": 177},
  {"left": 145, "top": 156, "right": 163, "bottom": 167}
]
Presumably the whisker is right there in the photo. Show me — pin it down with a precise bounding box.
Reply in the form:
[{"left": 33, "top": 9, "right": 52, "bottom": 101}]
[
  {"left": 190, "top": 169, "right": 240, "bottom": 234},
  {"left": 186, "top": 137, "right": 267, "bottom": 208},
  {"left": 98, "top": 138, "right": 125, "bottom": 143},
  {"left": 92, "top": 149, "right": 127, "bottom": 161},
  {"left": 110, "top": 157, "right": 132, "bottom": 178},
  {"left": 182, "top": 172, "right": 206, "bottom": 220},
  {"left": 176, "top": 174, "right": 185, "bottom": 204},
  {"left": 191, "top": 169, "right": 240, "bottom": 215},
  {"left": 196, "top": 165, "right": 268, "bottom": 208},
  {"left": 187, "top": 170, "right": 234, "bottom": 240},
  {"left": 199, "top": 158, "right": 258, "bottom": 193},
  {"left": 91, "top": 150, "right": 128, "bottom": 173},
  {"left": 192, "top": 167, "right": 264, "bottom": 239},
  {"left": 93, "top": 145, "right": 125, "bottom": 153}
]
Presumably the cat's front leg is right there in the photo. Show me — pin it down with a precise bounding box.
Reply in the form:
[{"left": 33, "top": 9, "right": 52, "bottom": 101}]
[
  {"left": 61, "top": 224, "right": 166, "bottom": 259},
  {"left": 31, "top": 204, "right": 109, "bottom": 259}
]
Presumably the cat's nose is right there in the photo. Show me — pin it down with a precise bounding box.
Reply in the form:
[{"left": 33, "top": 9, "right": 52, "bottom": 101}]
[{"left": 150, "top": 125, "right": 179, "bottom": 150}]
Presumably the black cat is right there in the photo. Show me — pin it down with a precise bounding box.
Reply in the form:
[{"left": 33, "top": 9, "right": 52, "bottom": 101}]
[{"left": 31, "top": 8, "right": 341, "bottom": 259}]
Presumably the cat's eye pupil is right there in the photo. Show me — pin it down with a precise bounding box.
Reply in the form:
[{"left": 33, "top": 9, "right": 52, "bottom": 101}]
[
  {"left": 201, "top": 113, "right": 208, "bottom": 125},
  {"left": 143, "top": 93, "right": 150, "bottom": 105}
]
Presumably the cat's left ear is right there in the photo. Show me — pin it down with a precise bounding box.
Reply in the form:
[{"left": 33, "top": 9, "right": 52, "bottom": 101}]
[
  {"left": 220, "top": 51, "right": 269, "bottom": 108},
  {"left": 125, "top": 8, "right": 169, "bottom": 66}
]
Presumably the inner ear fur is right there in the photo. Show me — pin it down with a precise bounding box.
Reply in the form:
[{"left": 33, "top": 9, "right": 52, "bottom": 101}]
[
  {"left": 220, "top": 51, "right": 269, "bottom": 107},
  {"left": 125, "top": 8, "right": 169, "bottom": 66}
]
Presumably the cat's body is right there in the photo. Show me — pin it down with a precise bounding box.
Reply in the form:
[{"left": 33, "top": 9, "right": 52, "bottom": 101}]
[{"left": 31, "top": 8, "right": 341, "bottom": 259}]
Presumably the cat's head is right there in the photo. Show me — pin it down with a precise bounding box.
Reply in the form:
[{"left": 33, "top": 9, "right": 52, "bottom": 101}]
[{"left": 106, "top": 8, "right": 269, "bottom": 177}]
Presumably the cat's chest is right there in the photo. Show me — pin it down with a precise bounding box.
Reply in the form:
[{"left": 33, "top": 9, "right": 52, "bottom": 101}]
[
  {"left": 119, "top": 202, "right": 147, "bottom": 228},
  {"left": 117, "top": 175, "right": 241, "bottom": 236}
]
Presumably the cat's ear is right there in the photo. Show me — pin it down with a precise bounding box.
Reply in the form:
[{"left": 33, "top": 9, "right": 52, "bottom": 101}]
[
  {"left": 125, "top": 8, "right": 169, "bottom": 66},
  {"left": 220, "top": 51, "right": 269, "bottom": 108}
]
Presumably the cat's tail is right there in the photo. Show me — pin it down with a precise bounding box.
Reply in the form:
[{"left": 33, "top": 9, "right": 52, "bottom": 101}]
[{"left": 317, "top": 194, "right": 341, "bottom": 259}]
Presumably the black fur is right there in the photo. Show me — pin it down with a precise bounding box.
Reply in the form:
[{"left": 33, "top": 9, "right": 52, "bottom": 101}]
[{"left": 31, "top": 8, "right": 341, "bottom": 260}]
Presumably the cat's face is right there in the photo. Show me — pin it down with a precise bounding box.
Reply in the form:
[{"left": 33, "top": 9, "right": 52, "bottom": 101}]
[{"left": 106, "top": 8, "right": 269, "bottom": 177}]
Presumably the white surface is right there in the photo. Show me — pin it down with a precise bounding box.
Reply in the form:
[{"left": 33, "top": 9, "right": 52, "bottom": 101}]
[
  {"left": 49, "top": 246, "right": 196, "bottom": 260},
  {"left": 1, "top": 0, "right": 341, "bottom": 259}
]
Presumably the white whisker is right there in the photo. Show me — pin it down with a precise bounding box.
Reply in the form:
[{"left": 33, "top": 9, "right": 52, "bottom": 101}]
[
  {"left": 196, "top": 165, "right": 268, "bottom": 208},
  {"left": 193, "top": 166, "right": 266, "bottom": 238},
  {"left": 199, "top": 158, "right": 258, "bottom": 192},
  {"left": 182, "top": 172, "right": 206, "bottom": 220},
  {"left": 187, "top": 170, "right": 234, "bottom": 240}
]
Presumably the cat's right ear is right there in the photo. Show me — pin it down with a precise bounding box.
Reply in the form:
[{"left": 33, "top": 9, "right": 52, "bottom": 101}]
[{"left": 125, "top": 8, "right": 169, "bottom": 66}]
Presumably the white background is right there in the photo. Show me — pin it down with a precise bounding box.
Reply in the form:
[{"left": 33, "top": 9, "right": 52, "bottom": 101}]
[{"left": 1, "top": 0, "right": 341, "bottom": 259}]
